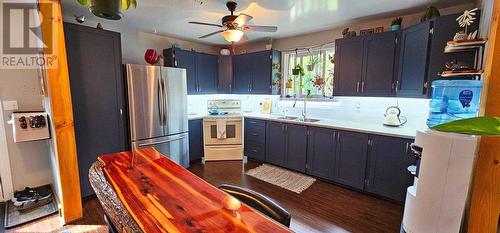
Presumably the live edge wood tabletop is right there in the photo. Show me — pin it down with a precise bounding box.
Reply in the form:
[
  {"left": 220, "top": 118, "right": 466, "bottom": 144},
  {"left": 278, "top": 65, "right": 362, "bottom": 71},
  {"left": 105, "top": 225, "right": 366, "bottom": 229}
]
[{"left": 89, "top": 147, "right": 293, "bottom": 233}]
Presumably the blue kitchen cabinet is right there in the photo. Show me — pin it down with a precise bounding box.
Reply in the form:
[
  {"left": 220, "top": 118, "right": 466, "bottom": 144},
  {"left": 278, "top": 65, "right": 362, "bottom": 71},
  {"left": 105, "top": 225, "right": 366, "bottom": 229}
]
[
  {"left": 365, "top": 135, "right": 413, "bottom": 203},
  {"left": 306, "top": 127, "right": 337, "bottom": 180},
  {"left": 232, "top": 50, "right": 280, "bottom": 94},
  {"left": 333, "top": 36, "right": 365, "bottom": 96},
  {"left": 266, "top": 121, "right": 287, "bottom": 166},
  {"left": 164, "top": 48, "right": 217, "bottom": 94},
  {"left": 362, "top": 31, "right": 398, "bottom": 96},
  {"left": 188, "top": 119, "right": 204, "bottom": 162},
  {"left": 196, "top": 53, "right": 218, "bottom": 94},
  {"left": 333, "top": 130, "right": 369, "bottom": 190},
  {"left": 396, "top": 21, "right": 432, "bottom": 97},
  {"left": 218, "top": 55, "right": 233, "bottom": 93},
  {"left": 244, "top": 119, "right": 267, "bottom": 161},
  {"left": 232, "top": 53, "right": 251, "bottom": 94},
  {"left": 285, "top": 124, "right": 308, "bottom": 172}
]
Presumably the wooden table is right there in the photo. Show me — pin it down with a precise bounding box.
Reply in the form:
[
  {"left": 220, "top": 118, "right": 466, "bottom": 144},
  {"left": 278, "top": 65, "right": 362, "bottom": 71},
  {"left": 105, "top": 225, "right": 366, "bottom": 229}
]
[{"left": 89, "top": 147, "right": 293, "bottom": 233}]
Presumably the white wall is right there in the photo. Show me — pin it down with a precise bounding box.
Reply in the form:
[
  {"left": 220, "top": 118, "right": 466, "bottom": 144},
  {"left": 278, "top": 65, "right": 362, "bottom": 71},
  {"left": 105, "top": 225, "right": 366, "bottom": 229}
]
[
  {"left": 61, "top": 17, "right": 220, "bottom": 64},
  {"left": 0, "top": 69, "right": 53, "bottom": 192}
]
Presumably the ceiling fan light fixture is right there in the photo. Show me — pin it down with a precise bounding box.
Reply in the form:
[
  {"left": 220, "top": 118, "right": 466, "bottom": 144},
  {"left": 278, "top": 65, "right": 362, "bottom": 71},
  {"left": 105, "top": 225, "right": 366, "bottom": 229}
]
[{"left": 223, "top": 29, "right": 244, "bottom": 42}]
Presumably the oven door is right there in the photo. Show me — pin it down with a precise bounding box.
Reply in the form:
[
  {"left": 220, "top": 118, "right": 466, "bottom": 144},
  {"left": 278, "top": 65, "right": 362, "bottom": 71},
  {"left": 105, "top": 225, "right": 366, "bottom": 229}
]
[{"left": 203, "top": 118, "right": 242, "bottom": 145}]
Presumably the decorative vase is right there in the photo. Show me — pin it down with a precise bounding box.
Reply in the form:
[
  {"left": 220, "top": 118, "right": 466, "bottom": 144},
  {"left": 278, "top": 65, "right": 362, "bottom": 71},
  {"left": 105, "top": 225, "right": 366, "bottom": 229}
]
[
  {"left": 144, "top": 49, "right": 160, "bottom": 65},
  {"left": 453, "top": 32, "right": 468, "bottom": 41},
  {"left": 89, "top": 0, "right": 123, "bottom": 20},
  {"left": 307, "top": 64, "right": 314, "bottom": 71},
  {"left": 391, "top": 24, "right": 401, "bottom": 31},
  {"left": 265, "top": 44, "right": 272, "bottom": 50}
]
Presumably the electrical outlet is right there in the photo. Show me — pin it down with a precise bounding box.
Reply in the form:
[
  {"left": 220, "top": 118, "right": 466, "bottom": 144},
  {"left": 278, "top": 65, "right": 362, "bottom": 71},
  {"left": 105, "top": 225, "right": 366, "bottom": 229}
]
[{"left": 2, "top": 101, "right": 18, "bottom": 111}]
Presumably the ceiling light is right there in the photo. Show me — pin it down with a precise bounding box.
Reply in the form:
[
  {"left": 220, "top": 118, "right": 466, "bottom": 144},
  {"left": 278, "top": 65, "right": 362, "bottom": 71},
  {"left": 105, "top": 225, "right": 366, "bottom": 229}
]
[{"left": 223, "top": 29, "right": 244, "bottom": 43}]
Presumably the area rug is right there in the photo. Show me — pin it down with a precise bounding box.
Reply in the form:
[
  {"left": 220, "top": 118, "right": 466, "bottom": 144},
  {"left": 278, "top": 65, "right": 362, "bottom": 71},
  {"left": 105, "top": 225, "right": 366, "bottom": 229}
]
[{"left": 246, "top": 164, "right": 316, "bottom": 194}]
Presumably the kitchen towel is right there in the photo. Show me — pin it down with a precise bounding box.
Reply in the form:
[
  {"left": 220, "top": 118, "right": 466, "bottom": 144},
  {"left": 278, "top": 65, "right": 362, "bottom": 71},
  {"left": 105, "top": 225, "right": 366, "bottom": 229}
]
[{"left": 216, "top": 118, "right": 227, "bottom": 139}]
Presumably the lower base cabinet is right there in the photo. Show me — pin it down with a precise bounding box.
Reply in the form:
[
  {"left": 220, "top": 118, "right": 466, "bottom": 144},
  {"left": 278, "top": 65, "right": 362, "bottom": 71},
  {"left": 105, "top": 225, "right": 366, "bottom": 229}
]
[
  {"left": 333, "top": 131, "right": 369, "bottom": 190},
  {"left": 365, "top": 135, "right": 413, "bottom": 202},
  {"left": 284, "top": 124, "right": 308, "bottom": 172},
  {"left": 306, "top": 127, "right": 337, "bottom": 180},
  {"left": 255, "top": 118, "right": 414, "bottom": 203},
  {"left": 265, "top": 121, "right": 286, "bottom": 166},
  {"left": 188, "top": 119, "right": 203, "bottom": 162}
]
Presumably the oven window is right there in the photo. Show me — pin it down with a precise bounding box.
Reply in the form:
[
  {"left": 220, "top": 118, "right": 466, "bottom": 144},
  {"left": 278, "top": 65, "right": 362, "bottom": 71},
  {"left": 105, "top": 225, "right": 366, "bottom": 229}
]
[{"left": 210, "top": 124, "right": 236, "bottom": 138}]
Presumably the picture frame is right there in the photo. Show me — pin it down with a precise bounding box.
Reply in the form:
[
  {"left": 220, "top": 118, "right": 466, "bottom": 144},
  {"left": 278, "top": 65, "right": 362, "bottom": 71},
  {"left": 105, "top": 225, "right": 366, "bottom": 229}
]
[
  {"left": 375, "top": 27, "right": 384, "bottom": 33},
  {"left": 360, "top": 28, "right": 375, "bottom": 36}
]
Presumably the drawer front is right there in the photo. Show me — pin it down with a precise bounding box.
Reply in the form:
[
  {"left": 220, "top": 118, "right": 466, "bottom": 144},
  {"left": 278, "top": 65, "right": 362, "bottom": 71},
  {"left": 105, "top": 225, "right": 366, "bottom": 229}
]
[
  {"left": 245, "top": 118, "right": 266, "bottom": 128},
  {"left": 245, "top": 142, "right": 265, "bottom": 161},
  {"left": 245, "top": 125, "right": 266, "bottom": 144}
]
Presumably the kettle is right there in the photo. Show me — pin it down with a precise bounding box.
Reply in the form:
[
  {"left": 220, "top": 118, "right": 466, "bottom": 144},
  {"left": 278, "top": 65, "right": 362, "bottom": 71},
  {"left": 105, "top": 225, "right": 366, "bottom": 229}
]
[{"left": 383, "top": 106, "right": 407, "bottom": 127}]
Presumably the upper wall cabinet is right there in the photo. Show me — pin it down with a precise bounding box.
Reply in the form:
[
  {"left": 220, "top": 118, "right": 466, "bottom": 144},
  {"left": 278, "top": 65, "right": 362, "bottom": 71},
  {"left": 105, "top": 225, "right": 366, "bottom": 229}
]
[
  {"left": 232, "top": 50, "right": 281, "bottom": 95},
  {"left": 396, "top": 21, "right": 432, "bottom": 98},
  {"left": 218, "top": 55, "right": 232, "bottom": 93},
  {"left": 164, "top": 48, "right": 218, "bottom": 94},
  {"left": 334, "top": 31, "right": 397, "bottom": 97}
]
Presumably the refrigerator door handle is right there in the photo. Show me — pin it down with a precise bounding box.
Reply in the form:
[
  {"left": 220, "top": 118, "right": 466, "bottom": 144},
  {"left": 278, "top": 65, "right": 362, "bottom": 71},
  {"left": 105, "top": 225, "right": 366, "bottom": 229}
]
[
  {"left": 138, "top": 135, "right": 186, "bottom": 147},
  {"left": 157, "top": 77, "right": 164, "bottom": 126},
  {"left": 161, "top": 77, "right": 168, "bottom": 126}
]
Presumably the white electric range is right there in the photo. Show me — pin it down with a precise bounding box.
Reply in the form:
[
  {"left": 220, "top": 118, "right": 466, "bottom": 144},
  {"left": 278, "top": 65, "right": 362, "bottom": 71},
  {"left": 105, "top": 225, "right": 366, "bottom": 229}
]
[{"left": 202, "top": 100, "right": 243, "bottom": 161}]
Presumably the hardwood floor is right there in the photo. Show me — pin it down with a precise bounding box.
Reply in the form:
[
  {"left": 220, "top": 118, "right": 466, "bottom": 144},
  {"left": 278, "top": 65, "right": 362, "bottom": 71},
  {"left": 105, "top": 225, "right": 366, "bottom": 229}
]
[
  {"left": 188, "top": 160, "right": 404, "bottom": 233},
  {"left": 3, "top": 159, "right": 403, "bottom": 233}
]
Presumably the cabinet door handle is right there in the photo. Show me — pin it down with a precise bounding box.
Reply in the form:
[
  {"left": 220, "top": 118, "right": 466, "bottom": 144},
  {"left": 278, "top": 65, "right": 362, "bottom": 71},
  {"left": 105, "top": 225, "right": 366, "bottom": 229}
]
[
  {"left": 361, "top": 81, "right": 365, "bottom": 93},
  {"left": 356, "top": 81, "right": 360, "bottom": 93},
  {"left": 251, "top": 133, "right": 258, "bottom": 136},
  {"left": 395, "top": 80, "right": 399, "bottom": 93}
]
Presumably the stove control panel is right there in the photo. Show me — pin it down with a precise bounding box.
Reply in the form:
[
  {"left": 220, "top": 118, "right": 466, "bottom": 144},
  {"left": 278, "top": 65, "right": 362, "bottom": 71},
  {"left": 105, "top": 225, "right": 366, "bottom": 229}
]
[{"left": 9, "top": 112, "right": 50, "bottom": 143}]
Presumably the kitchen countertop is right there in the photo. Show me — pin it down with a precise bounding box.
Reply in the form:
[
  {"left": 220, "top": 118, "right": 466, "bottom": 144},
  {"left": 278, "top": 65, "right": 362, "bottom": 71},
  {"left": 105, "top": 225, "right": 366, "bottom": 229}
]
[{"left": 188, "top": 112, "right": 428, "bottom": 139}]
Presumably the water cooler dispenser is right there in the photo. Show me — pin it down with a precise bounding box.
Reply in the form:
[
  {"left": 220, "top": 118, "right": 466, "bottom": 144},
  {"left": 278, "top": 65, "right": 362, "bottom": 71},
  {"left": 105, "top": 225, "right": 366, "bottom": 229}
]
[{"left": 402, "top": 130, "right": 478, "bottom": 233}]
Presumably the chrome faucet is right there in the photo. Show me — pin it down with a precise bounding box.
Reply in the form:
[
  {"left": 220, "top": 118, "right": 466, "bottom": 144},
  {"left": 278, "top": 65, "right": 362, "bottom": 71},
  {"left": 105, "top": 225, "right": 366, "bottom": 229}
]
[{"left": 293, "top": 96, "right": 307, "bottom": 119}]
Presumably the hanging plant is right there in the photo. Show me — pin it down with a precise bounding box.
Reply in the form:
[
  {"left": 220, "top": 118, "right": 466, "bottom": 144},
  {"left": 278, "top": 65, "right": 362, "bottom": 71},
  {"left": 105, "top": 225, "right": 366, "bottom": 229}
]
[
  {"left": 312, "top": 75, "right": 325, "bottom": 89},
  {"left": 292, "top": 64, "right": 305, "bottom": 76},
  {"left": 307, "top": 56, "right": 319, "bottom": 71},
  {"left": 77, "top": 0, "right": 137, "bottom": 20},
  {"left": 328, "top": 54, "right": 334, "bottom": 64}
]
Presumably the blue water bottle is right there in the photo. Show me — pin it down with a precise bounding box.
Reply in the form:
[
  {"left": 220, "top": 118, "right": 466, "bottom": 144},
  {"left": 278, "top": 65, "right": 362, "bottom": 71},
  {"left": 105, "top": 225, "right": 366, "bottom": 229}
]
[{"left": 427, "top": 80, "right": 483, "bottom": 127}]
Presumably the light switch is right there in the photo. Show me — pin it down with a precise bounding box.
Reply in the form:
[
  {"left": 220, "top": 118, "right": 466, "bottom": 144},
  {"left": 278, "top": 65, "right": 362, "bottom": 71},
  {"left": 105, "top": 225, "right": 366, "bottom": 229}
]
[{"left": 3, "top": 101, "right": 18, "bottom": 111}]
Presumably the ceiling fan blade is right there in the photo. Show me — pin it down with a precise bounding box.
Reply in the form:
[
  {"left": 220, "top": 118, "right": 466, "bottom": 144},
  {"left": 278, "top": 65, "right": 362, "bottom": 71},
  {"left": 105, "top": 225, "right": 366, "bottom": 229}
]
[
  {"left": 233, "top": 13, "right": 253, "bottom": 26},
  {"left": 189, "top": 21, "right": 223, "bottom": 28},
  {"left": 242, "top": 25, "right": 278, "bottom": 32},
  {"left": 199, "top": 30, "right": 225, "bottom": 39}
]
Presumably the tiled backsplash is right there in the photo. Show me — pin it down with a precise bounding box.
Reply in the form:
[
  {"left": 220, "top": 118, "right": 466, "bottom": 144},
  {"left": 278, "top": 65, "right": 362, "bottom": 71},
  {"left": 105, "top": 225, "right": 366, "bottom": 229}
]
[{"left": 188, "top": 95, "right": 430, "bottom": 127}]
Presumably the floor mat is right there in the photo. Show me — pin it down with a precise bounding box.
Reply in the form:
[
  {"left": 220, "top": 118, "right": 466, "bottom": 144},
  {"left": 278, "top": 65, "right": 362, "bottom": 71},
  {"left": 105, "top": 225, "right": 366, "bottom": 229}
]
[
  {"left": 4, "top": 196, "right": 58, "bottom": 229},
  {"left": 246, "top": 164, "right": 316, "bottom": 194}
]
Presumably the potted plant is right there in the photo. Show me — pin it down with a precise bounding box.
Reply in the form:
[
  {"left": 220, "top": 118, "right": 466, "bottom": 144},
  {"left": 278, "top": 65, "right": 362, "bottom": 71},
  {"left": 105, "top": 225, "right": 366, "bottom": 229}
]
[
  {"left": 77, "top": 0, "right": 137, "bottom": 20},
  {"left": 266, "top": 38, "right": 273, "bottom": 50},
  {"left": 307, "top": 56, "right": 319, "bottom": 71},
  {"left": 391, "top": 17, "right": 403, "bottom": 31},
  {"left": 421, "top": 6, "right": 440, "bottom": 22},
  {"left": 292, "top": 64, "right": 305, "bottom": 76}
]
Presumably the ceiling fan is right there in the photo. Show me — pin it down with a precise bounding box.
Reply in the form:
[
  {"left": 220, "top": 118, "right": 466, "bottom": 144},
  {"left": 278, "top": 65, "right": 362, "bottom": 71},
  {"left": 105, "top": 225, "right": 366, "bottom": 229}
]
[{"left": 189, "top": 1, "right": 278, "bottom": 43}]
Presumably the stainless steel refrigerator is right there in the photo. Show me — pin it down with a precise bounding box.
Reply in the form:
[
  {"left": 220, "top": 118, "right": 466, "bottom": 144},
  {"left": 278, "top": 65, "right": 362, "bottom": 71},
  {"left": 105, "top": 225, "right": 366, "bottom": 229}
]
[{"left": 125, "top": 64, "right": 189, "bottom": 167}]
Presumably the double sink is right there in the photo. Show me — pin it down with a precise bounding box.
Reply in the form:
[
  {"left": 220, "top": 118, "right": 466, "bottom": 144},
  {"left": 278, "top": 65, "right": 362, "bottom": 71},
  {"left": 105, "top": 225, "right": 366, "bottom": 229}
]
[{"left": 276, "top": 116, "right": 321, "bottom": 123}]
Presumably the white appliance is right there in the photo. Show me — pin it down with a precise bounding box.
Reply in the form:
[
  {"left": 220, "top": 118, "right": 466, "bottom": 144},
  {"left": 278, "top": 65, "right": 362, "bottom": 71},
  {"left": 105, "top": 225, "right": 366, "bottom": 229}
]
[
  {"left": 8, "top": 112, "right": 50, "bottom": 143},
  {"left": 203, "top": 100, "right": 243, "bottom": 161},
  {"left": 402, "top": 130, "right": 478, "bottom": 233}
]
